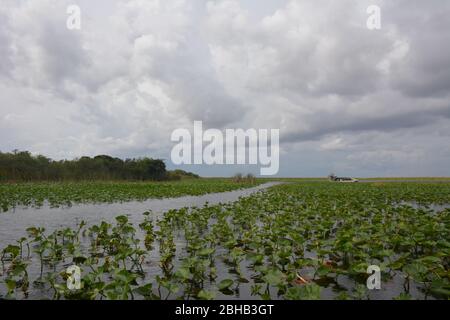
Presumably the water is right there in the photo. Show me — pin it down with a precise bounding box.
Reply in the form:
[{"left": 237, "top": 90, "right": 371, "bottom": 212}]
[
  {"left": 0, "top": 182, "right": 281, "bottom": 248},
  {"left": 0, "top": 181, "right": 440, "bottom": 300},
  {"left": 396, "top": 201, "right": 450, "bottom": 212},
  {"left": 1, "top": 182, "right": 286, "bottom": 299}
]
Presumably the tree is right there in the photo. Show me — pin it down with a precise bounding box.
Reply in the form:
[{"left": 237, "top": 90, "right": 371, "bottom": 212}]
[{"left": 0, "top": 150, "right": 174, "bottom": 182}]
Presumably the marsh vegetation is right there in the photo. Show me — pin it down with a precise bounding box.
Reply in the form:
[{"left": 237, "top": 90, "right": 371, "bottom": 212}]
[
  {"left": 0, "top": 179, "right": 261, "bottom": 213},
  {"left": 1, "top": 181, "right": 449, "bottom": 300}
]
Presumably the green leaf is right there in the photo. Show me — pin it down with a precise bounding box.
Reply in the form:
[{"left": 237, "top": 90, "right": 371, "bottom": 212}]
[
  {"left": 115, "top": 215, "right": 129, "bottom": 225},
  {"left": 262, "top": 268, "right": 286, "bottom": 286},
  {"left": 5, "top": 279, "right": 17, "bottom": 291},
  {"left": 316, "top": 265, "right": 331, "bottom": 277},
  {"left": 134, "top": 284, "right": 153, "bottom": 297},
  {"left": 197, "top": 290, "right": 215, "bottom": 300},
  {"left": 198, "top": 248, "right": 215, "bottom": 257},
  {"left": 418, "top": 256, "right": 441, "bottom": 264},
  {"left": 247, "top": 253, "right": 264, "bottom": 265},
  {"left": 175, "top": 267, "right": 192, "bottom": 281},
  {"left": 403, "top": 262, "right": 427, "bottom": 281},
  {"left": 351, "top": 262, "right": 369, "bottom": 274},
  {"left": 284, "top": 284, "right": 321, "bottom": 300},
  {"left": 217, "top": 279, "right": 234, "bottom": 291}
]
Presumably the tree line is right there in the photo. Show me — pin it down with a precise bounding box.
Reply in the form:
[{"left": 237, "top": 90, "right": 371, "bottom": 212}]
[{"left": 0, "top": 150, "right": 199, "bottom": 182}]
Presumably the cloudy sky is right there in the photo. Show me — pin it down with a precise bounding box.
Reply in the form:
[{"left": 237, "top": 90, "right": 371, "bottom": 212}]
[{"left": 1, "top": 0, "right": 449, "bottom": 177}]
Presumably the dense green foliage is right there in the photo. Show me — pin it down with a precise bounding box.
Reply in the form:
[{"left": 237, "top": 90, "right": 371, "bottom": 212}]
[
  {"left": 0, "top": 179, "right": 259, "bottom": 212},
  {"left": 0, "top": 150, "right": 171, "bottom": 181},
  {"left": 1, "top": 181, "right": 449, "bottom": 300},
  {"left": 166, "top": 170, "right": 200, "bottom": 181}
]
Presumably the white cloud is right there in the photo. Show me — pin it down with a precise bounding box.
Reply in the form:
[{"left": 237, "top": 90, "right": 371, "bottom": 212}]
[{"left": 1, "top": 0, "right": 450, "bottom": 176}]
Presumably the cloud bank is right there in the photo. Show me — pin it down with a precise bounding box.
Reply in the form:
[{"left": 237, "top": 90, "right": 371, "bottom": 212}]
[{"left": 1, "top": 0, "right": 449, "bottom": 176}]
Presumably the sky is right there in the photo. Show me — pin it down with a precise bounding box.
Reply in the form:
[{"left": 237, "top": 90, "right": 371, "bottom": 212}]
[{"left": 0, "top": 0, "right": 449, "bottom": 177}]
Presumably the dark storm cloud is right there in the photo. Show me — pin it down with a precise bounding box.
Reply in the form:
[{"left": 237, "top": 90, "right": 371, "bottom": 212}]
[
  {"left": 384, "top": 0, "right": 450, "bottom": 98},
  {"left": 37, "top": 22, "right": 90, "bottom": 95},
  {"left": 128, "top": 22, "right": 247, "bottom": 129},
  {"left": 141, "top": 41, "right": 246, "bottom": 128},
  {"left": 282, "top": 103, "right": 450, "bottom": 143}
]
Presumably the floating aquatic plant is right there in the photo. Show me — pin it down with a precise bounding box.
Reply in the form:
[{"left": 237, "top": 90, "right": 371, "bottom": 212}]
[{"left": 1, "top": 181, "right": 449, "bottom": 300}]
